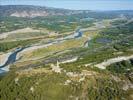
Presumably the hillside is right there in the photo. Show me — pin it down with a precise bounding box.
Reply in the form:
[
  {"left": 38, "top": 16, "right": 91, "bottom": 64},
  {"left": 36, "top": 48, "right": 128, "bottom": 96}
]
[
  {"left": 0, "top": 5, "right": 133, "bottom": 100},
  {"left": 0, "top": 5, "right": 74, "bottom": 17},
  {"left": 1, "top": 5, "right": 133, "bottom": 18}
]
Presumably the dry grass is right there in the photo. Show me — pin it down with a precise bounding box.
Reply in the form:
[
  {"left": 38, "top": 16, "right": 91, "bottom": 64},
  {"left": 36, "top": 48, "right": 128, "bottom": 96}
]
[
  {"left": 20, "top": 37, "right": 87, "bottom": 60},
  {"left": 16, "top": 67, "right": 52, "bottom": 77}
]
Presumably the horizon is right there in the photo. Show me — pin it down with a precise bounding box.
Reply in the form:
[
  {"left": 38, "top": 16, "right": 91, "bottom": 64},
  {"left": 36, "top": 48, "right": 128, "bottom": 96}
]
[{"left": 1, "top": 0, "right": 133, "bottom": 11}]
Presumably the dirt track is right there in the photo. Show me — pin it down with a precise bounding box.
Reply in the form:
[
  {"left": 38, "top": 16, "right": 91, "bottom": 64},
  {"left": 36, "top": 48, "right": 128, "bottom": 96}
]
[{"left": 95, "top": 55, "right": 133, "bottom": 69}]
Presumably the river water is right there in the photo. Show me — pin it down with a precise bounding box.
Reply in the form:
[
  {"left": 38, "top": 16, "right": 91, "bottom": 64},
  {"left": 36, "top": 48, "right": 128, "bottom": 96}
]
[
  {"left": 0, "top": 30, "right": 83, "bottom": 74},
  {"left": 0, "top": 48, "right": 25, "bottom": 74}
]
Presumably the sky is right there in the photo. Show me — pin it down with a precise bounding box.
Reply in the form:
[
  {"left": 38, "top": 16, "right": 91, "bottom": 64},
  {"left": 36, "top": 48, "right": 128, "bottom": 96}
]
[{"left": 1, "top": 0, "right": 133, "bottom": 10}]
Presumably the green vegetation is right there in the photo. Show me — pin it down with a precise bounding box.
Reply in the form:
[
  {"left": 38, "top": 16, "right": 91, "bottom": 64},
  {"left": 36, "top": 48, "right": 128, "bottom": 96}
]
[
  {"left": 0, "top": 6, "right": 133, "bottom": 100},
  {"left": 0, "top": 39, "right": 39, "bottom": 52},
  {"left": 107, "top": 60, "right": 133, "bottom": 74},
  {"left": 23, "top": 38, "right": 87, "bottom": 60},
  {"left": 0, "top": 72, "right": 72, "bottom": 100},
  {"left": 111, "top": 19, "right": 128, "bottom": 25},
  {"left": 0, "top": 17, "right": 28, "bottom": 32},
  {"left": 0, "top": 15, "right": 95, "bottom": 33},
  {"left": 0, "top": 68, "right": 130, "bottom": 100}
]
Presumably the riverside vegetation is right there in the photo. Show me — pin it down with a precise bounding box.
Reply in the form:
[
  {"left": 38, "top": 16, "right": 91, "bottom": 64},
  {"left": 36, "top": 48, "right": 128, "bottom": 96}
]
[{"left": 0, "top": 5, "right": 133, "bottom": 100}]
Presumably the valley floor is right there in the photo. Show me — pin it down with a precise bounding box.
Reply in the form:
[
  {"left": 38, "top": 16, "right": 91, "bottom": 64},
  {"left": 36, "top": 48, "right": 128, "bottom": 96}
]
[{"left": 0, "top": 16, "right": 133, "bottom": 100}]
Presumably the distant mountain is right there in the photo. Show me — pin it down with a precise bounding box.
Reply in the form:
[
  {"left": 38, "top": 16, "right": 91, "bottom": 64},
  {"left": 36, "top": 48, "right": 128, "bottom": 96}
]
[
  {"left": 0, "top": 5, "right": 77, "bottom": 18},
  {"left": 0, "top": 5, "right": 133, "bottom": 18}
]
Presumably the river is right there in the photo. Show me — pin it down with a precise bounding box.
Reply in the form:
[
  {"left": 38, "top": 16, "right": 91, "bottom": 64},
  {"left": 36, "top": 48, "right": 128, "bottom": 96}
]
[
  {"left": 0, "top": 48, "right": 25, "bottom": 74},
  {"left": 0, "top": 29, "right": 83, "bottom": 74}
]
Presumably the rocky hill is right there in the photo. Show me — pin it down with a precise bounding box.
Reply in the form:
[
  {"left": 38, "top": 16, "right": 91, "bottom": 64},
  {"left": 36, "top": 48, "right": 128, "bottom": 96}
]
[
  {"left": 0, "top": 5, "right": 75, "bottom": 18},
  {"left": 1, "top": 5, "right": 133, "bottom": 18}
]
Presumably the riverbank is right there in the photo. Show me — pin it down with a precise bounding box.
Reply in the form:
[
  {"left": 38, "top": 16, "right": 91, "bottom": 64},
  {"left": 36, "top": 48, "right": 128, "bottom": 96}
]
[
  {"left": 0, "top": 48, "right": 25, "bottom": 74},
  {"left": 0, "top": 52, "right": 12, "bottom": 66}
]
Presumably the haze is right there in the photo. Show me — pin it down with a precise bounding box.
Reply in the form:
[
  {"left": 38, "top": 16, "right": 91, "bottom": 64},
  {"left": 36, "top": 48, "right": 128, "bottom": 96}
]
[{"left": 1, "top": 0, "right": 133, "bottom": 10}]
